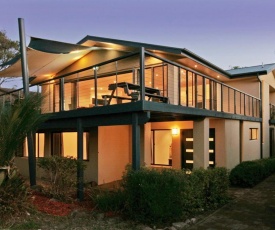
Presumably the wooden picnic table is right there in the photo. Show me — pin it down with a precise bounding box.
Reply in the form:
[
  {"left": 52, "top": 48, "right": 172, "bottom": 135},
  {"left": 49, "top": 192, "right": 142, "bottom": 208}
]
[{"left": 102, "top": 82, "right": 169, "bottom": 105}]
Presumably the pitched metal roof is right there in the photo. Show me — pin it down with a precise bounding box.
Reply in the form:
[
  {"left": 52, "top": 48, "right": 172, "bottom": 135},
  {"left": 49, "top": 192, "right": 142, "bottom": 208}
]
[
  {"left": 2, "top": 35, "right": 275, "bottom": 82},
  {"left": 227, "top": 63, "right": 275, "bottom": 77},
  {"left": 79, "top": 35, "right": 230, "bottom": 77}
]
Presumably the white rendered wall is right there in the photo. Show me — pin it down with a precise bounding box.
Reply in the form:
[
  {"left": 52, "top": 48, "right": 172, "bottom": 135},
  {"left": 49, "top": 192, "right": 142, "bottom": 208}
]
[
  {"left": 210, "top": 119, "right": 240, "bottom": 169},
  {"left": 242, "top": 121, "right": 261, "bottom": 161},
  {"left": 193, "top": 118, "right": 209, "bottom": 169},
  {"left": 261, "top": 81, "right": 270, "bottom": 158},
  {"left": 98, "top": 125, "right": 130, "bottom": 185}
]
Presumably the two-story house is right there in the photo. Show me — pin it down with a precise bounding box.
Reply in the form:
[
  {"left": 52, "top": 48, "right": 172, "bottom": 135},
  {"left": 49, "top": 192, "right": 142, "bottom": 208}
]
[{"left": 0, "top": 36, "right": 274, "bottom": 185}]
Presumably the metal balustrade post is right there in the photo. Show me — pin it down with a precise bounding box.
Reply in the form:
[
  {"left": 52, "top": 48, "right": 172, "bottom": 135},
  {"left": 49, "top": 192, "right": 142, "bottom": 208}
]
[
  {"left": 178, "top": 67, "right": 181, "bottom": 105},
  {"left": 221, "top": 85, "right": 223, "bottom": 112},
  {"left": 186, "top": 71, "right": 189, "bottom": 107},
  {"left": 59, "top": 78, "right": 64, "bottom": 111},
  {"left": 203, "top": 77, "right": 206, "bottom": 109},
  {"left": 210, "top": 81, "right": 212, "bottom": 110},
  {"left": 94, "top": 68, "right": 98, "bottom": 106},
  {"left": 139, "top": 47, "right": 145, "bottom": 101},
  {"left": 195, "top": 74, "right": 198, "bottom": 108},
  {"left": 228, "top": 88, "right": 230, "bottom": 112},
  {"left": 234, "top": 90, "right": 236, "bottom": 114},
  {"left": 244, "top": 95, "right": 246, "bottom": 116},
  {"left": 252, "top": 98, "right": 254, "bottom": 117}
]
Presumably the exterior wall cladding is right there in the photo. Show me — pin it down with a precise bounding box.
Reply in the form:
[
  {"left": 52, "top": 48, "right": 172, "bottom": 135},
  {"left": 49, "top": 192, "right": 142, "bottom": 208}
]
[{"left": 2, "top": 36, "right": 275, "bottom": 185}]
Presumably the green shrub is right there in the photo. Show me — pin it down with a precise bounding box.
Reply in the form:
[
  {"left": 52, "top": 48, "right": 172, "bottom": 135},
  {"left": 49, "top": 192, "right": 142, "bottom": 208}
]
[
  {"left": 199, "top": 167, "right": 229, "bottom": 209},
  {"left": 123, "top": 167, "right": 228, "bottom": 224},
  {"left": 0, "top": 167, "right": 30, "bottom": 220},
  {"left": 92, "top": 188, "right": 125, "bottom": 213},
  {"left": 122, "top": 168, "right": 188, "bottom": 224},
  {"left": 37, "top": 156, "right": 86, "bottom": 202},
  {"left": 92, "top": 166, "right": 229, "bottom": 225},
  {"left": 229, "top": 158, "right": 275, "bottom": 188},
  {"left": 260, "top": 158, "right": 275, "bottom": 177}
]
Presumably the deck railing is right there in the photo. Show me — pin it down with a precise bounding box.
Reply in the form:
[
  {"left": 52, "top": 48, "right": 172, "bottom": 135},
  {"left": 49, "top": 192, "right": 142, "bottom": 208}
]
[{"left": 0, "top": 49, "right": 261, "bottom": 118}]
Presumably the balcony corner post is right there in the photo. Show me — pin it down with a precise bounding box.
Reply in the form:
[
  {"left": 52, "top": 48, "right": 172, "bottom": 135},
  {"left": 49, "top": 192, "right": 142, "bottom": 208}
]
[{"left": 139, "top": 47, "right": 145, "bottom": 101}]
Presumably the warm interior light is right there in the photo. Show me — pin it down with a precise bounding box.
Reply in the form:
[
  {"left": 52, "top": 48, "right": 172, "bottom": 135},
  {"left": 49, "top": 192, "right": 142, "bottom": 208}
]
[
  {"left": 70, "top": 50, "right": 81, "bottom": 54},
  {"left": 172, "top": 128, "right": 179, "bottom": 135},
  {"left": 44, "top": 74, "right": 53, "bottom": 77},
  {"left": 73, "top": 56, "right": 81, "bottom": 60}
]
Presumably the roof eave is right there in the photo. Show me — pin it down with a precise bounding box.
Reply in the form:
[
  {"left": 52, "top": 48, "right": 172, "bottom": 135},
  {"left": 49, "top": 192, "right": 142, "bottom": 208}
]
[
  {"left": 230, "top": 70, "right": 268, "bottom": 78},
  {"left": 181, "top": 48, "right": 231, "bottom": 78}
]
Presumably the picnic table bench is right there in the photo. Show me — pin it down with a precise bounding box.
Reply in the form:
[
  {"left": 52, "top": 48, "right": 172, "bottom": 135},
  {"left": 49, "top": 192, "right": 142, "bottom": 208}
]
[{"left": 103, "top": 82, "right": 169, "bottom": 105}]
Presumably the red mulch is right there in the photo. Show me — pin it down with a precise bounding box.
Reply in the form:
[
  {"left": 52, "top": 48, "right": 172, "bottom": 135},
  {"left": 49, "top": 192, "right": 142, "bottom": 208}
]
[{"left": 31, "top": 192, "right": 94, "bottom": 216}]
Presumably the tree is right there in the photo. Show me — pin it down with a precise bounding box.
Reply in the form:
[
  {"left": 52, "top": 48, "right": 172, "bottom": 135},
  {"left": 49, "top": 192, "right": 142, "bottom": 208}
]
[
  {"left": 0, "top": 94, "right": 46, "bottom": 167},
  {"left": 0, "top": 30, "right": 20, "bottom": 87},
  {"left": 0, "top": 94, "right": 47, "bottom": 219}
]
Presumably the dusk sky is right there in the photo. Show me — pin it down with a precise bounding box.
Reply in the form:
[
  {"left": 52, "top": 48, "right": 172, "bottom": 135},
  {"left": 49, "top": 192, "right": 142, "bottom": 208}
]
[{"left": 1, "top": 0, "right": 275, "bottom": 75}]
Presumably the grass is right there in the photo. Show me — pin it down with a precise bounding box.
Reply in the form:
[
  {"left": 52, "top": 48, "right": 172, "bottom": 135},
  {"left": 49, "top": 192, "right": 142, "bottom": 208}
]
[{"left": 11, "top": 220, "right": 41, "bottom": 230}]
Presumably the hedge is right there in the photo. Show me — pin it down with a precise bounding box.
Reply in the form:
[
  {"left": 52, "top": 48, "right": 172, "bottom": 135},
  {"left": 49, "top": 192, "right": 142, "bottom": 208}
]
[{"left": 229, "top": 158, "right": 275, "bottom": 188}]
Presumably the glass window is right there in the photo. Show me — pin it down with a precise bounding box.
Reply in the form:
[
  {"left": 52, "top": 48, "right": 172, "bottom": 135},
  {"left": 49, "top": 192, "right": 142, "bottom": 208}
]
[
  {"left": 36, "top": 133, "right": 45, "bottom": 157},
  {"left": 250, "top": 128, "right": 258, "bottom": 140},
  {"left": 180, "top": 68, "right": 187, "bottom": 106},
  {"left": 22, "top": 133, "right": 45, "bottom": 157},
  {"left": 62, "top": 132, "right": 88, "bottom": 160},
  {"left": 196, "top": 75, "right": 203, "bottom": 108},
  {"left": 187, "top": 71, "right": 195, "bottom": 107}
]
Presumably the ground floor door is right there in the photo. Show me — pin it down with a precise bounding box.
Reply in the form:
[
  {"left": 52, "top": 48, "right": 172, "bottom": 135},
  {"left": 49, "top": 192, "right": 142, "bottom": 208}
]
[{"left": 181, "top": 128, "right": 215, "bottom": 169}]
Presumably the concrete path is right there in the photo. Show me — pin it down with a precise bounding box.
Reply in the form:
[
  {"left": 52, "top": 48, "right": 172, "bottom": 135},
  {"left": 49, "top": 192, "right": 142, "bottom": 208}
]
[{"left": 188, "top": 174, "right": 275, "bottom": 230}]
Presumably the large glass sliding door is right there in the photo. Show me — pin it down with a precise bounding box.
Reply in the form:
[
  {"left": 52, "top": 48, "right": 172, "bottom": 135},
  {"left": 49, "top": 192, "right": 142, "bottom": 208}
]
[{"left": 142, "top": 65, "right": 168, "bottom": 97}]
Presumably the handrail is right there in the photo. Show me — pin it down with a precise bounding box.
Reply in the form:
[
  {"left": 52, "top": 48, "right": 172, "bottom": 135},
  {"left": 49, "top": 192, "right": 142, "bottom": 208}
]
[
  {"left": 0, "top": 49, "right": 261, "bottom": 119},
  {"left": 145, "top": 50, "right": 260, "bottom": 101}
]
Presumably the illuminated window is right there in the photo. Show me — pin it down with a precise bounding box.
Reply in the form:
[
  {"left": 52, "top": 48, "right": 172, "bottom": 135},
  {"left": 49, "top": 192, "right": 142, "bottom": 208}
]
[
  {"left": 22, "top": 133, "right": 45, "bottom": 157},
  {"left": 151, "top": 130, "right": 172, "bottom": 166},
  {"left": 250, "top": 128, "right": 258, "bottom": 140},
  {"left": 62, "top": 132, "right": 89, "bottom": 160}
]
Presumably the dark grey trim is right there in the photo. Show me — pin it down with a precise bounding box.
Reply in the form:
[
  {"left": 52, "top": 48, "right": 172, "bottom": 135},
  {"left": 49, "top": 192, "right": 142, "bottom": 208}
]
[
  {"left": 77, "top": 118, "right": 84, "bottom": 201},
  {"left": 38, "top": 100, "right": 261, "bottom": 133},
  {"left": 78, "top": 35, "right": 182, "bottom": 54},
  {"left": 132, "top": 113, "right": 141, "bottom": 170},
  {"left": 59, "top": 78, "right": 64, "bottom": 111},
  {"left": 29, "top": 36, "right": 90, "bottom": 54}
]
